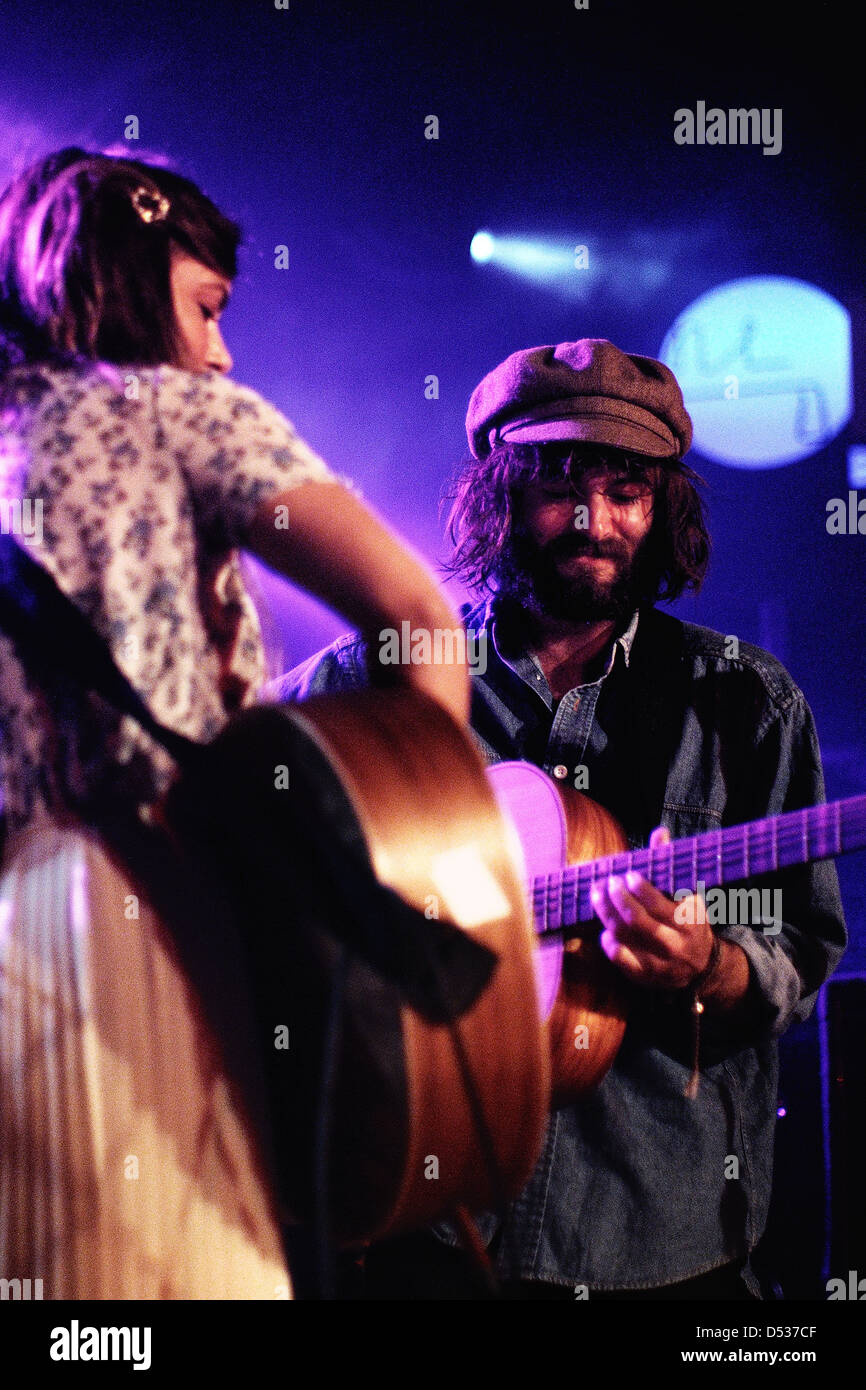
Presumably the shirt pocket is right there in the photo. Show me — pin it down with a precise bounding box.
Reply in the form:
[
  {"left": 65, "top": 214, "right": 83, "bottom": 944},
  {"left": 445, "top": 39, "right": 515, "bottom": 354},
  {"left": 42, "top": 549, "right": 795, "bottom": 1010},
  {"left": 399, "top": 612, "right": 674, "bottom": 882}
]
[{"left": 661, "top": 802, "right": 724, "bottom": 842}]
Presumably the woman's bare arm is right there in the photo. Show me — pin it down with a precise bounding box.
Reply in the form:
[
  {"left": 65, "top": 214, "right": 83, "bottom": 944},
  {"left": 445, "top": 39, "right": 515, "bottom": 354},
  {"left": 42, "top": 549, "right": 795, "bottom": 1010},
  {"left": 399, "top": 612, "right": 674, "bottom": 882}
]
[{"left": 244, "top": 480, "right": 471, "bottom": 727}]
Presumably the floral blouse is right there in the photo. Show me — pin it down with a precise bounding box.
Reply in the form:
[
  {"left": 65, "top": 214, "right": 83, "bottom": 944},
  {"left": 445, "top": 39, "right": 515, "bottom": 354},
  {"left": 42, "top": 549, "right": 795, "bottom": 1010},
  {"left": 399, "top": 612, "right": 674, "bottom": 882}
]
[{"left": 0, "top": 362, "right": 336, "bottom": 833}]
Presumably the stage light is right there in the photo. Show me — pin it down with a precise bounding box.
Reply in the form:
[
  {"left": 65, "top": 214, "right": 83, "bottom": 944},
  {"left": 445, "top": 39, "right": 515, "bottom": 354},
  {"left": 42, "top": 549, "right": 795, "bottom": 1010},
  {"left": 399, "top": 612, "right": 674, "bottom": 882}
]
[
  {"left": 660, "top": 276, "right": 852, "bottom": 468},
  {"left": 468, "top": 229, "right": 681, "bottom": 305},
  {"left": 847, "top": 445, "right": 866, "bottom": 489},
  {"left": 494, "top": 240, "right": 575, "bottom": 277},
  {"left": 469, "top": 231, "right": 586, "bottom": 288},
  {"left": 470, "top": 231, "right": 496, "bottom": 263}
]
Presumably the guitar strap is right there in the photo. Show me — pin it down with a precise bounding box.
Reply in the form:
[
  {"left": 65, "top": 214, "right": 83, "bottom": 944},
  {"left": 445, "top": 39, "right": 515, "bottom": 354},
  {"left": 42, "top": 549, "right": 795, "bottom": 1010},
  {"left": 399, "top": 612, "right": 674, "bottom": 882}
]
[{"left": 0, "top": 534, "right": 200, "bottom": 766}]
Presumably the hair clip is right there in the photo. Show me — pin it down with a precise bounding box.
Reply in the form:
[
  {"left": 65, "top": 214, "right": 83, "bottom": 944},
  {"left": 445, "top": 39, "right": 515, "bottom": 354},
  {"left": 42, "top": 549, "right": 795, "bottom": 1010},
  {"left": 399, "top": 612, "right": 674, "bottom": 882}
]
[{"left": 130, "top": 185, "right": 170, "bottom": 224}]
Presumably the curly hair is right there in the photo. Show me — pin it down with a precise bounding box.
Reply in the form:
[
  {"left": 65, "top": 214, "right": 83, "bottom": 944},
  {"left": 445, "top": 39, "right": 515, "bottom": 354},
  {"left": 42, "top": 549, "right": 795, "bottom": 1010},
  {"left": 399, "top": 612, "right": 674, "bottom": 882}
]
[
  {"left": 0, "top": 147, "right": 240, "bottom": 371},
  {"left": 443, "top": 441, "right": 710, "bottom": 604}
]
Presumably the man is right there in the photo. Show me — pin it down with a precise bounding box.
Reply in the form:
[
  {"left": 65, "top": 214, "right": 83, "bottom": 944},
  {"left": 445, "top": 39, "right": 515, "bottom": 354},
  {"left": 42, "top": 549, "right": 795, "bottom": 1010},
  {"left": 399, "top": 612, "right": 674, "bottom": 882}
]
[{"left": 271, "top": 339, "right": 846, "bottom": 1298}]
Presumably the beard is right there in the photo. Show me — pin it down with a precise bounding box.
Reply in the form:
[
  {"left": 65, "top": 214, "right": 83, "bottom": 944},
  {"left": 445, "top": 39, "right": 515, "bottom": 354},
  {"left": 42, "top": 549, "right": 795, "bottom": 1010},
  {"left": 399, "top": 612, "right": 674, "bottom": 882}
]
[{"left": 498, "top": 525, "right": 654, "bottom": 623}]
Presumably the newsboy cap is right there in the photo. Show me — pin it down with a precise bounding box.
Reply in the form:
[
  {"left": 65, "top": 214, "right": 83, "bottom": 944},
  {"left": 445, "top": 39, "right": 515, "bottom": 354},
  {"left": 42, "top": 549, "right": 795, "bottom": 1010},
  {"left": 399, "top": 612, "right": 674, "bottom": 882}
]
[{"left": 466, "top": 338, "right": 693, "bottom": 461}]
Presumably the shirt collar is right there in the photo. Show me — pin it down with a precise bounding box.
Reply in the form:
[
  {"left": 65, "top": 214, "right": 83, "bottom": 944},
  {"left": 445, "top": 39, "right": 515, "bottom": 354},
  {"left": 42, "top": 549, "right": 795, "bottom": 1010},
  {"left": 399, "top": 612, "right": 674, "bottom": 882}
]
[
  {"left": 613, "top": 606, "right": 640, "bottom": 670},
  {"left": 480, "top": 597, "right": 640, "bottom": 698},
  {"left": 485, "top": 597, "right": 639, "bottom": 663}
]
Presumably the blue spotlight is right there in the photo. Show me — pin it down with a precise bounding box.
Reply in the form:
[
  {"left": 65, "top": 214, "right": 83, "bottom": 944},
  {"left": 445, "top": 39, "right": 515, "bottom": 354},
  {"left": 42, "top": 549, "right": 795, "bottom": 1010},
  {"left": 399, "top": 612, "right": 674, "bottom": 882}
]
[
  {"left": 848, "top": 445, "right": 866, "bottom": 489},
  {"left": 470, "top": 230, "right": 496, "bottom": 263},
  {"left": 469, "top": 230, "right": 599, "bottom": 298},
  {"left": 497, "top": 240, "right": 576, "bottom": 277},
  {"left": 471, "top": 228, "right": 676, "bottom": 304}
]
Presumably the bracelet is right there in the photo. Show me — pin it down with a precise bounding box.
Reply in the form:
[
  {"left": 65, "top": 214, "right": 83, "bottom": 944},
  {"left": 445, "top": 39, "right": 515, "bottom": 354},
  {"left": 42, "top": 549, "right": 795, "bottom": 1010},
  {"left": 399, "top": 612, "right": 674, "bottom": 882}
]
[
  {"left": 690, "top": 932, "right": 723, "bottom": 999},
  {"left": 684, "top": 933, "right": 722, "bottom": 1099}
]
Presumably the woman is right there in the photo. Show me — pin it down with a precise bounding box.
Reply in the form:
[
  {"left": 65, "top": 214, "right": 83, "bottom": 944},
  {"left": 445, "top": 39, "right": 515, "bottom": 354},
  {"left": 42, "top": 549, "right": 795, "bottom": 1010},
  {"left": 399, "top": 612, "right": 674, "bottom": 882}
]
[{"left": 0, "top": 148, "right": 469, "bottom": 1298}]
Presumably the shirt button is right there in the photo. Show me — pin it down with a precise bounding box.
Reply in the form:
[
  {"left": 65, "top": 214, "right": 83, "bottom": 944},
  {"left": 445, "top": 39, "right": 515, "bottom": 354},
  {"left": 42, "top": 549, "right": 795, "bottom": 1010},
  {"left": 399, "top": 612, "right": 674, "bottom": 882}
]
[{"left": 553, "top": 764, "right": 569, "bottom": 780}]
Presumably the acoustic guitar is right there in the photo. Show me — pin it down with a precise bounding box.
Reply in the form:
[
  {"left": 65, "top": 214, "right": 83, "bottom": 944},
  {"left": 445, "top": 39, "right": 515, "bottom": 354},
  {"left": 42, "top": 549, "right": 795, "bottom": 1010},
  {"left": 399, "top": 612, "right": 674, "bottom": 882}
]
[
  {"left": 488, "top": 761, "right": 863, "bottom": 1104},
  {"left": 166, "top": 689, "right": 551, "bottom": 1246}
]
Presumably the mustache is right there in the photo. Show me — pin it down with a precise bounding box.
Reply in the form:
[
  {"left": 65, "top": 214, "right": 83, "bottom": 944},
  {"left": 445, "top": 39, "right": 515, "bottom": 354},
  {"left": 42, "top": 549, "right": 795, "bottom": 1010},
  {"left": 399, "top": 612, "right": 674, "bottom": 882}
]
[{"left": 543, "top": 532, "right": 630, "bottom": 563}]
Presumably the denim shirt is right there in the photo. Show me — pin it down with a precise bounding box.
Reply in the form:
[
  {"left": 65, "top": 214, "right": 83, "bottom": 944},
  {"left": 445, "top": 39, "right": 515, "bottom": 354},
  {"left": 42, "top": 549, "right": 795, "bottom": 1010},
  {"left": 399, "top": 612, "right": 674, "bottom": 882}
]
[{"left": 270, "top": 599, "right": 847, "bottom": 1290}]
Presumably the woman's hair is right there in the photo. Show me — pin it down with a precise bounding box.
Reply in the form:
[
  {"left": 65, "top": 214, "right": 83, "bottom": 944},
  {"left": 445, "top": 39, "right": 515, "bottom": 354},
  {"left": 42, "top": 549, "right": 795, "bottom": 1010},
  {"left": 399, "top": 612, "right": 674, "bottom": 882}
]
[
  {"left": 443, "top": 441, "right": 711, "bottom": 603},
  {"left": 0, "top": 147, "right": 240, "bottom": 370}
]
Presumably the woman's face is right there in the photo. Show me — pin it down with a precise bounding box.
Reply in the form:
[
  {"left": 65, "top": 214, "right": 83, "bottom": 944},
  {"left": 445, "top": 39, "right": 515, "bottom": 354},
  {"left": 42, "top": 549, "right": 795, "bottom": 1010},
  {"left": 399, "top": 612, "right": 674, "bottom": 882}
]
[{"left": 169, "top": 250, "right": 233, "bottom": 373}]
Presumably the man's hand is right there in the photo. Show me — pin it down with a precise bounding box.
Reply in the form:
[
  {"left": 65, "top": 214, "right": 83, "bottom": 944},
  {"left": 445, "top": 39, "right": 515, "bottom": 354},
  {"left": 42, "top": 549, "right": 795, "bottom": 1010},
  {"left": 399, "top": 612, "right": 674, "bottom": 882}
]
[{"left": 591, "top": 825, "right": 714, "bottom": 989}]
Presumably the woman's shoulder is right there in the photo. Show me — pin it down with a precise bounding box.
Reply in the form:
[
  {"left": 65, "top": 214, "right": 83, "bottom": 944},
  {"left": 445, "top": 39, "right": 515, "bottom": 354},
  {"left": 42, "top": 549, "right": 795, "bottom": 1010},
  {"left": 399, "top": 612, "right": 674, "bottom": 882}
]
[
  {"left": 0, "top": 361, "right": 140, "bottom": 424},
  {"left": 0, "top": 361, "right": 272, "bottom": 412},
  {"left": 142, "top": 364, "right": 280, "bottom": 415},
  {"left": 1, "top": 362, "right": 328, "bottom": 498},
  {"left": 0, "top": 364, "right": 294, "bottom": 464}
]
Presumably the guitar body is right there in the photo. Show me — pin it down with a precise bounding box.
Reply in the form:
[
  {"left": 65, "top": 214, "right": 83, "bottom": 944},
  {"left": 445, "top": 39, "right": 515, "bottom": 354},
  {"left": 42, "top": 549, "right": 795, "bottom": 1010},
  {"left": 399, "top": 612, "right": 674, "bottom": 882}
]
[
  {"left": 165, "top": 690, "right": 549, "bottom": 1244},
  {"left": 488, "top": 762, "right": 629, "bottom": 1105}
]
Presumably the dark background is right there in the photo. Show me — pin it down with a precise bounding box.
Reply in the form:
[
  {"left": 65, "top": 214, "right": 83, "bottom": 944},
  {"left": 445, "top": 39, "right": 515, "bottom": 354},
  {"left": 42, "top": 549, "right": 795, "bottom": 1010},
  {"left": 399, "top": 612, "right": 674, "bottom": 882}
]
[{"left": 2, "top": 0, "right": 863, "bottom": 1296}]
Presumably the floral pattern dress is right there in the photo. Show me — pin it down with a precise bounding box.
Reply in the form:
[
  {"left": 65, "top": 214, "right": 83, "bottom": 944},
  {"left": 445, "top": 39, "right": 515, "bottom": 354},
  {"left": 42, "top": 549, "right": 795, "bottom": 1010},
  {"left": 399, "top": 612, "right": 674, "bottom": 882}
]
[{"left": 0, "top": 362, "right": 338, "bottom": 1298}]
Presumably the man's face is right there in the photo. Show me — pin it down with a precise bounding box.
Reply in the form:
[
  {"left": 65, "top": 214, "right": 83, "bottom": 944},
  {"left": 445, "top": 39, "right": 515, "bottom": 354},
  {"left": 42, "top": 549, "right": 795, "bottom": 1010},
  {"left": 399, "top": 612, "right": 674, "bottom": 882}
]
[{"left": 511, "top": 450, "right": 656, "bottom": 621}]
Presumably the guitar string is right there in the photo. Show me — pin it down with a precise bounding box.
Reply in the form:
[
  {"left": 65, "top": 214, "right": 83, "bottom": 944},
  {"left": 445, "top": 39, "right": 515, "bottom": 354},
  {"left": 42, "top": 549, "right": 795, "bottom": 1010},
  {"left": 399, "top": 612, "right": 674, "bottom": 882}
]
[
  {"left": 538, "top": 802, "right": 866, "bottom": 892},
  {"left": 528, "top": 800, "right": 866, "bottom": 935}
]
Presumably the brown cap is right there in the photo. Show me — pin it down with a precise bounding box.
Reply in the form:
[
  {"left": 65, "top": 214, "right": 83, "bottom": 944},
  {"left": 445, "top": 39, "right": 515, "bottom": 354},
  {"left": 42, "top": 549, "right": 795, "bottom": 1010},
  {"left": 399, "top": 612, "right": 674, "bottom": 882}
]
[{"left": 466, "top": 338, "right": 693, "bottom": 461}]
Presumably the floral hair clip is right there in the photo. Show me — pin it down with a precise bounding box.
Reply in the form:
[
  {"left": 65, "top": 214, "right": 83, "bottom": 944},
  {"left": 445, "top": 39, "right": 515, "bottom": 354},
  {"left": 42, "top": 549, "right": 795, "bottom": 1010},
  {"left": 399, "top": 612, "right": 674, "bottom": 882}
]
[{"left": 130, "top": 185, "right": 170, "bottom": 224}]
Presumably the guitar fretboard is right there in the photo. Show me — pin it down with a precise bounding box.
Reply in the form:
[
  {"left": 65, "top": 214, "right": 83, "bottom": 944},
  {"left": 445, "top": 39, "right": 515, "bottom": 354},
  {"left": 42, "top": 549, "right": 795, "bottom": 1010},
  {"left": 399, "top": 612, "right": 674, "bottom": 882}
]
[{"left": 532, "top": 794, "right": 866, "bottom": 938}]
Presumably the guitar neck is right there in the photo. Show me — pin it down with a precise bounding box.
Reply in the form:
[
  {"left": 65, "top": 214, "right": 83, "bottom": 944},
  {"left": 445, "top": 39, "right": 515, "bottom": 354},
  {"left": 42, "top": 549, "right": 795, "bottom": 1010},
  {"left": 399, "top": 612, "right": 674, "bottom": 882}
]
[{"left": 532, "top": 794, "right": 866, "bottom": 938}]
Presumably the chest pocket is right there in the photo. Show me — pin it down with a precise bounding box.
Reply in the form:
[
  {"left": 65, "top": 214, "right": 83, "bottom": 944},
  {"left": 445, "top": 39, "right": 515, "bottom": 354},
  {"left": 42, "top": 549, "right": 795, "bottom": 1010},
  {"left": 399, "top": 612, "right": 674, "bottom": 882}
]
[{"left": 662, "top": 802, "right": 724, "bottom": 842}]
